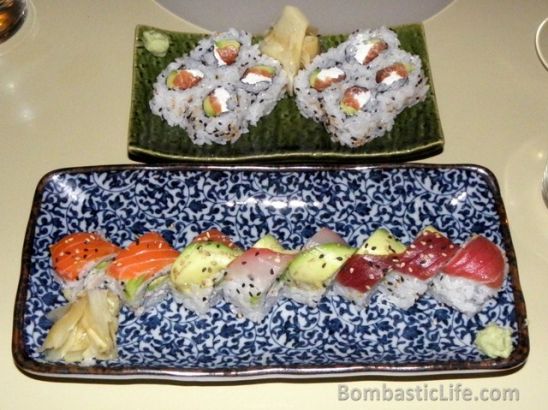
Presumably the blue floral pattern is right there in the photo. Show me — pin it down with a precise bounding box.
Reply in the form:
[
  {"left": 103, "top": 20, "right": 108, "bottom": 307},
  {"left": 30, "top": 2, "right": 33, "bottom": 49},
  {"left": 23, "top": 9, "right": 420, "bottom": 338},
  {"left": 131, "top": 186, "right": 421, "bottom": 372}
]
[{"left": 22, "top": 166, "right": 518, "bottom": 372}]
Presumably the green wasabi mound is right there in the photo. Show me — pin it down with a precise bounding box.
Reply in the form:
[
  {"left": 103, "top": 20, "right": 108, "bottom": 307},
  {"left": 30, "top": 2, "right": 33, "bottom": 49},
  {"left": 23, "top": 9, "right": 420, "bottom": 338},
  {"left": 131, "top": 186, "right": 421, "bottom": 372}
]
[
  {"left": 475, "top": 324, "right": 513, "bottom": 359},
  {"left": 143, "top": 30, "right": 170, "bottom": 57}
]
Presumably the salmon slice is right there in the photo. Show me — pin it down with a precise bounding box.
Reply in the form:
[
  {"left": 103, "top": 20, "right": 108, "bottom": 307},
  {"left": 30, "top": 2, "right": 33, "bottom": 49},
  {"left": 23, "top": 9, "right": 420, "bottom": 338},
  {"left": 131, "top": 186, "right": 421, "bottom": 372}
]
[
  {"left": 106, "top": 232, "right": 179, "bottom": 281},
  {"left": 50, "top": 232, "right": 120, "bottom": 281}
]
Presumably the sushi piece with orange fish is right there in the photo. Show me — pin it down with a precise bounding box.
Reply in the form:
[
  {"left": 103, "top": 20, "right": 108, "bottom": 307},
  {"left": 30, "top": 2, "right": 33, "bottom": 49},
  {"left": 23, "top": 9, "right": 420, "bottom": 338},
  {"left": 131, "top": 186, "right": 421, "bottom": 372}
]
[
  {"left": 106, "top": 232, "right": 179, "bottom": 314},
  {"left": 50, "top": 232, "right": 121, "bottom": 300}
]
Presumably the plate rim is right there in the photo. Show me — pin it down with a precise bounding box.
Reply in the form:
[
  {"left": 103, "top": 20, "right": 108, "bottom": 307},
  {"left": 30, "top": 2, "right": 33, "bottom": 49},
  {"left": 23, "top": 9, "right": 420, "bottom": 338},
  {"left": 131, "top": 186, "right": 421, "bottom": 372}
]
[
  {"left": 127, "top": 23, "right": 445, "bottom": 163},
  {"left": 12, "top": 163, "right": 529, "bottom": 381}
]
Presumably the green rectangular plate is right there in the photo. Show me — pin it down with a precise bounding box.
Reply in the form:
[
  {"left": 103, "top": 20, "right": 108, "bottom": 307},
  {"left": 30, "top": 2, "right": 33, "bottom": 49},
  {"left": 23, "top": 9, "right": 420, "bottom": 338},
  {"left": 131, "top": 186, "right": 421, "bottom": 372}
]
[{"left": 128, "top": 24, "right": 443, "bottom": 163}]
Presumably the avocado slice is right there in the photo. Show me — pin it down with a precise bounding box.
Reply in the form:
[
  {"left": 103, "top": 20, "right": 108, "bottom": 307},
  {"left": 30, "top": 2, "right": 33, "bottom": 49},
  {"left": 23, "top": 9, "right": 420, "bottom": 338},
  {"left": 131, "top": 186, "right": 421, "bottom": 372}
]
[
  {"left": 284, "top": 243, "right": 355, "bottom": 289},
  {"left": 203, "top": 94, "right": 218, "bottom": 117},
  {"left": 170, "top": 241, "right": 242, "bottom": 292},
  {"left": 356, "top": 228, "right": 406, "bottom": 256},
  {"left": 308, "top": 68, "right": 321, "bottom": 88},
  {"left": 215, "top": 39, "right": 241, "bottom": 51},
  {"left": 124, "top": 274, "right": 147, "bottom": 302},
  {"left": 146, "top": 275, "right": 169, "bottom": 292},
  {"left": 340, "top": 102, "right": 359, "bottom": 116},
  {"left": 252, "top": 234, "right": 286, "bottom": 252},
  {"left": 166, "top": 70, "right": 177, "bottom": 89}
]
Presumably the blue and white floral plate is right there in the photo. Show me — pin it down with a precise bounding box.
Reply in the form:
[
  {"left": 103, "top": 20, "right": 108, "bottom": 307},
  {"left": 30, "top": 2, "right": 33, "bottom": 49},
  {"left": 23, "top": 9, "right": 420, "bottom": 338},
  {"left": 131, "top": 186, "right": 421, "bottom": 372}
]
[{"left": 13, "top": 164, "right": 529, "bottom": 381}]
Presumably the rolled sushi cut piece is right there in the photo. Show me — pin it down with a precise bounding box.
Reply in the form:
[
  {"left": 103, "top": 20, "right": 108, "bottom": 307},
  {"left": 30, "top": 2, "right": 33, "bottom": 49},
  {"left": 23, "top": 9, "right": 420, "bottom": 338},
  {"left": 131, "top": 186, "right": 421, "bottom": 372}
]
[
  {"left": 189, "top": 28, "right": 252, "bottom": 68},
  {"left": 149, "top": 57, "right": 215, "bottom": 129},
  {"left": 105, "top": 232, "right": 179, "bottom": 315},
  {"left": 170, "top": 229, "right": 243, "bottom": 315},
  {"left": 150, "top": 28, "right": 288, "bottom": 145},
  {"left": 429, "top": 235, "right": 508, "bottom": 316},
  {"left": 343, "top": 27, "right": 400, "bottom": 66},
  {"left": 222, "top": 235, "right": 296, "bottom": 322},
  {"left": 50, "top": 232, "right": 120, "bottom": 301},
  {"left": 281, "top": 228, "right": 355, "bottom": 306},
  {"left": 333, "top": 228, "right": 406, "bottom": 307},
  {"left": 238, "top": 56, "right": 289, "bottom": 126},
  {"left": 378, "top": 226, "right": 458, "bottom": 310},
  {"left": 293, "top": 26, "right": 429, "bottom": 148}
]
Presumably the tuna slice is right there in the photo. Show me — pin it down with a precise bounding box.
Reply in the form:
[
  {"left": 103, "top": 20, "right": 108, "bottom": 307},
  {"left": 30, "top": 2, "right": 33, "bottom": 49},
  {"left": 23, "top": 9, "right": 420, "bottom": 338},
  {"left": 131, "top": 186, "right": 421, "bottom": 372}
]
[
  {"left": 395, "top": 228, "right": 458, "bottom": 281},
  {"left": 336, "top": 254, "right": 392, "bottom": 293},
  {"left": 442, "top": 235, "right": 507, "bottom": 289}
]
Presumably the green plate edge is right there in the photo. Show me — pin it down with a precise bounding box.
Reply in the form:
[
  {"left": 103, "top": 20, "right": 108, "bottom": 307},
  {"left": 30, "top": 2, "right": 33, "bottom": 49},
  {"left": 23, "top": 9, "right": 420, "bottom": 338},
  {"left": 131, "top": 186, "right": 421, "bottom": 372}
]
[{"left": 127, "top": 24, "right": 444, "bottom": 163}]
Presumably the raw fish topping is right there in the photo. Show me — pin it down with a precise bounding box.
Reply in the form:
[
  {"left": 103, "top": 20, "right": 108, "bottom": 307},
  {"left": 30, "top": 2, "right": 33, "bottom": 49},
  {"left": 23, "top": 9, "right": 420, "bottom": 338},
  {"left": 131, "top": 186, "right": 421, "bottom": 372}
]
[
  {"left": 50, "top": 232, "right": 120, "bottom": 281},
  {"left": 394, "top": 228, "right": 457, "bottom": 281},
  {"left": 443, "top": 235, "right": 506, "bottom": 288},
  {"left": 106, "top": 232, "right": 179, "bottom": 281}
]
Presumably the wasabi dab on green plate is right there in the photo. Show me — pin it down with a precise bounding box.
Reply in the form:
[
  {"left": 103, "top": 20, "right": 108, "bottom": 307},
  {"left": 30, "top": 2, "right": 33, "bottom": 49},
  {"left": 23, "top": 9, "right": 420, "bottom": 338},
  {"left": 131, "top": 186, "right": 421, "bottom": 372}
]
[
  {"left": 475, "top": 324, "right": 513, "bottom": 359},
  {"left": 142, "top": 30, "right": 170, "bottom": 57}
]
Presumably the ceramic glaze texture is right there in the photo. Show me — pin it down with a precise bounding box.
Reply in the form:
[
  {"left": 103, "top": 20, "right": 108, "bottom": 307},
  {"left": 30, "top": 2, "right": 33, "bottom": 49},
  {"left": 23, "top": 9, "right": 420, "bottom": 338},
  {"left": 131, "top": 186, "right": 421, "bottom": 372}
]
[{"left": 23, "top": 167, "right": 517, "bottom": 371}]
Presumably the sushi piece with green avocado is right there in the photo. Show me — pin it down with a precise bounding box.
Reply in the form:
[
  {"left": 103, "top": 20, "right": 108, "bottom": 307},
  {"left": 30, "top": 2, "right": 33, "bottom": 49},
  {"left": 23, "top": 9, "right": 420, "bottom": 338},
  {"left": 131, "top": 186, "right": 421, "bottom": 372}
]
[
  {"left": 221, "top": 234, "right": 296, "bottom": 322},
  {"left": 170, "top": 229, "right": 243, "bottom": 315},
  {"left": 281, "top": 228, "right": 355, "bottom": 306}
]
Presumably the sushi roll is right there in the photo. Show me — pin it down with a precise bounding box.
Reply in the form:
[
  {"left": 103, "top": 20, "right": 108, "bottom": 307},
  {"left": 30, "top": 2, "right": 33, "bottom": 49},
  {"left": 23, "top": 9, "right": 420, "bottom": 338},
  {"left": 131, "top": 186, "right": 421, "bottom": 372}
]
[
  {"left": 106, "top": 232, "right": 179, "bottom": 315},
  {"left": 149, "top": 57, "right": 214, "bottom": 128},
  {"left": 50, "top": 232, "right": 120, "bottom": 300},
  {"left": 150, "top": 28, "right": 288, "bottom": 145},
  {"left": 293, "top": 26, "right": 429, "bottom": 147},
  {"left": 170, "top": 229, "right": 243, "bottom": 315},
  {"left": 429, "top": 235, "right": 508, "bottom": 316},
  {"left": 189, "top": 28, "right": 252, "bottom": 69},
  {"left": 222, "top": 234, "right": 296, "bottom": 322},
  {"left": 333, "top": 228, "right": 406, "bottom": 307},
  {"left": 281, "top": 228, "right": 355, "bottom": 307},
  {"left": 237, "top": 55, "right": 289, "bottom": 126},
  {"left": 374, "top": 49, "right": 429, "bottom": 114},
  {"left": 293, "top": 47, "right": 347, "bottom": 123},
  {"left": 378, "top": 227, "right": 458, "bottom": 309},
  {"left": 343, "top": 27, "right": 400, "bottom": 66}
]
